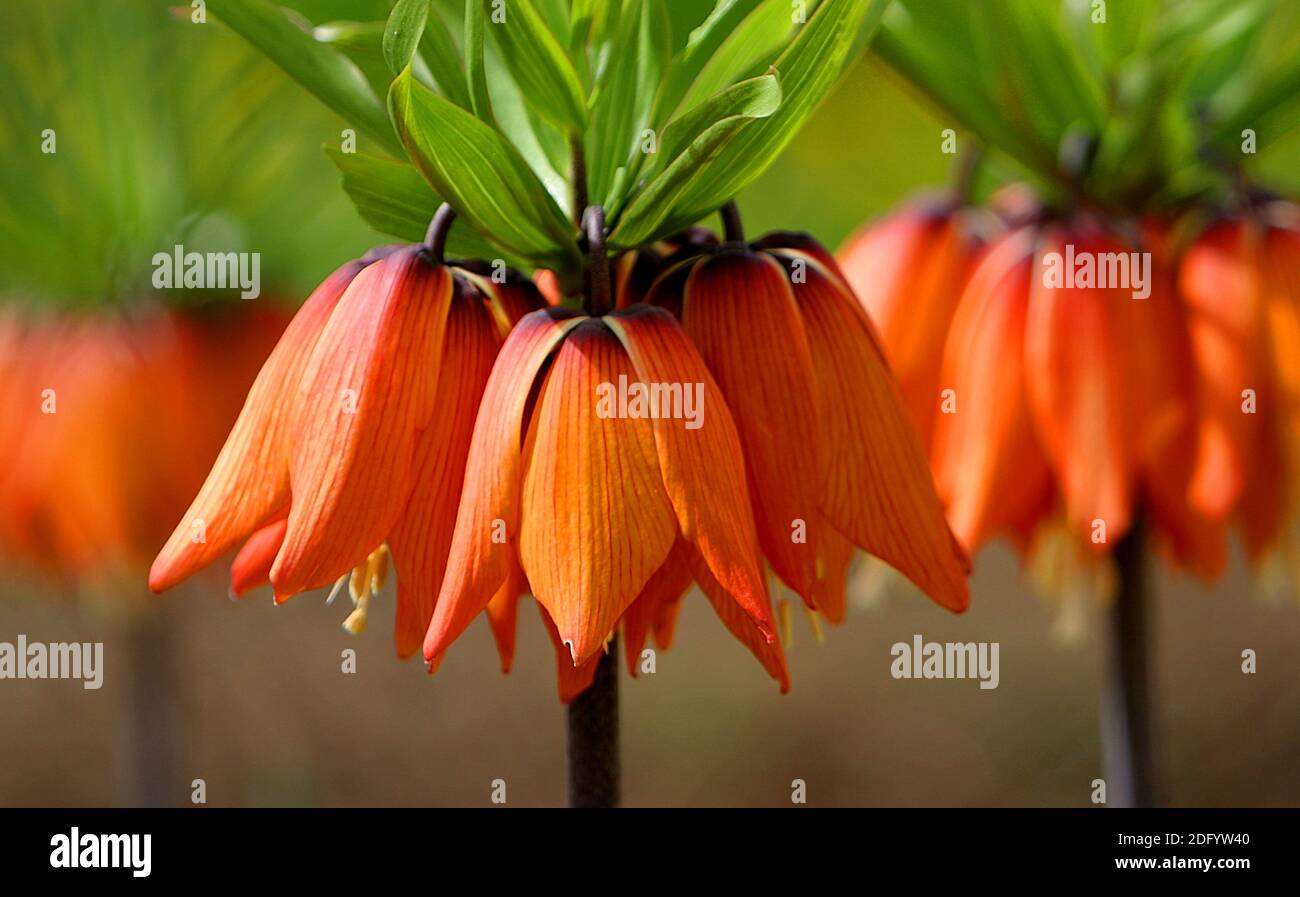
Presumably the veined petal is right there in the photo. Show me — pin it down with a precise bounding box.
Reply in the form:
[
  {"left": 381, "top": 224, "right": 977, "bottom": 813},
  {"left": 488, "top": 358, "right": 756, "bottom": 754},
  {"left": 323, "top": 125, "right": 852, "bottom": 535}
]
[
  {"left": 931, "top": 231, "right": 1053, "bottom": 552},
  {"left": 787, "top": 251, "right": 970, "bottom": 612},
  {"left": 754, "top": 230, "right": 849, "bottom": 283},
  {"left": 674, "top": 248, "right": 824, "bottom": 603},
  {"left": 423, "top": 308, "right": 583, "bottom": 666},
  {"left": 537, "top": 602, "right": 602, "bottom": 703},
  {"left": 605, "top": 305, "right": 776, "bottom": 640},
  {"left": 519, "top": 318, "right": 678, "bottom": 665},
  {"left": 1024, "top": 230, "right": 1133, "bottom": 545},
  {"left": 148, "top": 260, "right": 364, "bottom": 592},
  {"left": 622, "top": 538, "right": 693, "bottom": 676},
  {"left": 388, "top": 279, "right": 501, "bottom": 659},
  {"left": 229, "top": 515, "right": 288, "bottom": 598},
  {"left": 811, "top": 518, "right": 855, "bottom": 624},
  {"left": 454, "top": 262, "right": 548, "bottom": 331},
  {"left": 484, "top": 563, "right": 526, "bottom": 674},
  {"left": 687, "top": 543, "right": 789, "bottom": 692},
  {"left": 271, "top": 247, "right": 453, "bottom": 598}
]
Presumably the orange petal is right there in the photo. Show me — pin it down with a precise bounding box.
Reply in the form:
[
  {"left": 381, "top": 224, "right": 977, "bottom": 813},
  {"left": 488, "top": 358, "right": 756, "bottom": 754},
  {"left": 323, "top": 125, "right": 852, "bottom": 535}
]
[
  {"left": 622, "top": 538, "right": 693, "bottom": 676},
  {"left": 605, "top": 305, "right": 777, "bottom": 639},
  {"left": 388, "top": 279, "right": 501, "bottom": 658},
  {"left": 1023, "top": 229, "right": 1133, "bottom": 545},
  {"left": 673, "top": 248, "right": 824, "bottom": 603},
  {"left": 835, "top": 208, "right": 974, "bottom": 448},
  {"left": 687, "top": 543, "right": 789, "bottom": 692},
  {"left": 537, "top": 601, "right": 602, "bottom": 703},
  {"left": 455, "top": 261, "right": 549, "bottom": 329},
  {"left": 1120, "top": 239, "right": 1227, "bottom": 578},
  {"left": 148, "top": 260, "right": 365, "bottom": 592},
  {"left": 518, "top": 318, "right": 678, "bottom": 665},
  {"left": 931, "top": 230, "right": 1053, "bottom": 552},
  {"left": 423, "top": 308, "right": 583, "bottom": 666},
  {"left": 784, "top": 250, "right": 970, "bottom": 612},
  {"left": 229, "top": 514, "right": 288, "bottom": 597},
  {"left": 1236, "top": 402, "right": 1286, "bottom": 562},
  {"left": 613, "top": 249, "right": 664, "bottom": 309},
  {"left": 271, "top": 247, "right": 453, "bottom": 598},
  {"left": 811, "top": 518, "right": 855, "bottom": 624},
  {"left": 484, "top": 565, "right": 525, "bottom": 674},
  {"left": 1179, "top": 218, "right": 1265, "bottom": 520},
  {"left": 532, "top": 269, "right": 563, "bottom": 306}
]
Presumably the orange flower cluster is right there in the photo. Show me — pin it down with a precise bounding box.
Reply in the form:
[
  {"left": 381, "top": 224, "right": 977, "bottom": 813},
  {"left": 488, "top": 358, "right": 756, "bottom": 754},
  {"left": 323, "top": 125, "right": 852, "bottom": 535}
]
[
  {"left": 841, "top": 195, "right": 1300, "bottom": 582},
  {"left": 152, "top": 232, "right": 971, "bottom": 700},
  {"left": 0, "top": 305, "right": 287, "bottom": 587}
]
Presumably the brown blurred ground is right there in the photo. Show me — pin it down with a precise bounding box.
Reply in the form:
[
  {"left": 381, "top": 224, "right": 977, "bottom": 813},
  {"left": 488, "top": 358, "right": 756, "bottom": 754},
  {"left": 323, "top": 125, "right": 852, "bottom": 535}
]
[{"left": 3, "top": 538, "right": 1297, "bottom": 807}]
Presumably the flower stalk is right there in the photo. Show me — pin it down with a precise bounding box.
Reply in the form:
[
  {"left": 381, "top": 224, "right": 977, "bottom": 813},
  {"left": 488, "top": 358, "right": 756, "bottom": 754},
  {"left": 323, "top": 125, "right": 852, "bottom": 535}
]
[
  {"left": 582, "top": 205, "right": 611, "bottom": 316},
  {"left": 116, "top": 605, "right": 182, "bottom": 808},
  {"left": 564, "top": 203, "right": 619, "bottom": 807},
  {"left": 720, "top": 201, "right": 745, "bottom": 243},
  {"left": 424, "top": 203, "right": 457, "bottom": 263},
  {"left": 565, "top": 636, "right": 620, "bottom": 808},
  {"left": 1099, "top": 515, "right": 1154, "bottom": 808}
]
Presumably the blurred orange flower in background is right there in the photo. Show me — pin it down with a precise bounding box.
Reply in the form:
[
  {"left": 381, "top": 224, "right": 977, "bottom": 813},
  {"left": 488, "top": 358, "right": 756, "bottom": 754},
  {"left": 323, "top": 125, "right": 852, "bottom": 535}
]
[
  {"left": 0, "top": 304, "right": 286, "bottom": 589},
  {"left": 841, "top": 197, "right": 1300, "bottom": 590}
]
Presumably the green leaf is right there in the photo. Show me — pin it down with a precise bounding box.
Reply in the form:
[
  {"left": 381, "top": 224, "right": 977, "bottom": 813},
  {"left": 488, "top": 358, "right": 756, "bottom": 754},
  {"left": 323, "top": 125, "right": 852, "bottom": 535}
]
[
  {"left": 610, "top": 73, "right": 782, "bottom": 248},
  {"left": 322, "top": 146, "right": 525, "bottom": 264},
  {"left": 207, "top": 0, "right": 402, "bottom": 156},
  {"left": 384, "top": 0, "right": 430, "bottom": 75},
  {"left": 312, "top": 20, "right": 395, "bottom": 100},
  {"left": 655, "top": 0, "right": 766, "bottom": 122},
  {"left": 677, "top": 0, "right": 793, "bottom": 113},
  {"left": 664, "top": 0, "right": 888, "bottom": 227},
  {"left": 484, "top": 40, "right": 571, "bottom": 209},
  {"left": 388, "top": 68, "right": 579, "bottom": 267},
  {"left": 585, "top": 1, "right": 671, "bottom": 209},
  {"left": 417, "top": 4, "right": 472, "bottom": 109},
  {"left": 480, "top": 0, "right": 588, "bottom": 132},
  {"left": 464, "top": 0, "right": 495, "bottom": 124},
  {"left": 874, "top": 0, "right": 1057, "bottom": 176}
]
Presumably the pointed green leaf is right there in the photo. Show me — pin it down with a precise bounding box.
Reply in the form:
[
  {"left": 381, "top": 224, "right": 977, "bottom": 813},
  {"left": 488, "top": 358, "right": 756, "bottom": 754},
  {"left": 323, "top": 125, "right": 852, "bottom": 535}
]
[
  {"left": 585, "top": 0, "right": 671, "bottom": 209},
  {"left": 609, "top": 73, "right": 782, "bottom": 248},
  {"left": 384, "top": 0, "right": 430, "bottom": 75},
  {"left": 664, "top": 0, "right": 888, "bottom": 226},
  {"left": 417, "top": 4, "right": 472, "bottom": 109},
  {"left": 465, "top": 0, "right": 495, "bottom": 124},
  {"left": 655, "top": 0, "right": 766, "bottom": 122},
  {"left": 322, "top": 146, "right": 522, "bottom": 265},
  {"left": 479, "top": 0, "right": 588, "bottom": 131},
  {"left": 207, "top": 0, "right": 402, "bottom": 156},
  {"left": 388, "top": 68, "right": 578, "bottom": 266}
]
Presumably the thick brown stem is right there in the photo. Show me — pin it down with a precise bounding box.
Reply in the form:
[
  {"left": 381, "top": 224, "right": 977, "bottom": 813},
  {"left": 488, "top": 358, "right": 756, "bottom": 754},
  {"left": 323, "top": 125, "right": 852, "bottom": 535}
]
[
  {"left": 566, "top": 637, "right": 620, "bottom": 808},
  {"left": 581, "top": 205, "right": 611, "bottom": 316},
  {"left": 1100, "top": 517, "right": 1154, "bottom": 808}
]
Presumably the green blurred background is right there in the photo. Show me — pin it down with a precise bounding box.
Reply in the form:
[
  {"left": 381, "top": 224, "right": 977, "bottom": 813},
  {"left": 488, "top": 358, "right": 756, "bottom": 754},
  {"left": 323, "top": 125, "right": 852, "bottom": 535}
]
[{"left": 2, "top": 1, "right": 1299, "bottom": 807}]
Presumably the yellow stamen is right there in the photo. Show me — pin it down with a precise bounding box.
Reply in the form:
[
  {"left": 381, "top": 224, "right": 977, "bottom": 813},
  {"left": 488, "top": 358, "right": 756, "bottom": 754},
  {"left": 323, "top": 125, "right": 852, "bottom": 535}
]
[{"left": 804, "top": 605, "right": 824, "bottom": 644}]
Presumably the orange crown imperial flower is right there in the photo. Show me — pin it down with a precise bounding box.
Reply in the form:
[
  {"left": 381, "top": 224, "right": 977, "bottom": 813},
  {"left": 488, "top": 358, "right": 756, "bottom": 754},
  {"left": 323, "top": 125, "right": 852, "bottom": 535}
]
[
  {"left": 423, "top": 303, "right": 787, "bottom": 698},
  {"left": 640, "top": 227, "right": 972, "bottom": 622},
  {"left": 859, "top": 197, "right": 1300, "bottom": 583},
  {"left": 149, "top": 241, "right": 545, "bottom": 657}
]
